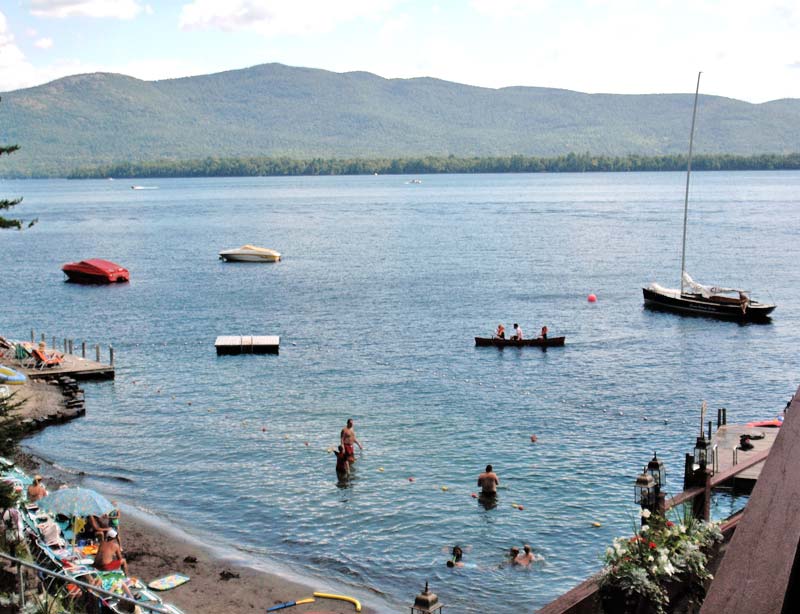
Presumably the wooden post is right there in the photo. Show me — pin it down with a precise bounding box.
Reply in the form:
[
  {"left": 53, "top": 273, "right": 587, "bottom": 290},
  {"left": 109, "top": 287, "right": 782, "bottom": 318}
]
[
  {"left": 703, "top": 470, "right": 712, "bottom": 521},
  {"left": 683, "top": 453, "right": 694, "bottom": 490},
  {"left": 17, "top": 560, "right": 24, "bottom": 607},
  {"left": 717, "top": 407, "right": 722, "bottom": 430},
  {"left": 109, "top": 346, "right": 114, "bottom": 366},
  {"left": 68, "top": 339, "right": 73, "bottom": 354},
  {"left": 723, "top": 407, "right": 727, "bottom": 425},
  {"left": 95, "top": 344, "right": 100, "bottom": 362},
  {"left": 52, "top": 336, "right": 56, "bottom": 349},
  {"left": 30, "top": 330, "right": 34, "bottom": 343},
  {"left": 656, "top": 490, "right": 667, "bottom": 517},
  {"left": 63, "top": 338, "right": 67, "bottom": 353},
  {"left": 81, "top": 341, "right": 86, "bottom": 358},
  {"left": 40, "top": 333, "right": 45, "bottom": 344}
]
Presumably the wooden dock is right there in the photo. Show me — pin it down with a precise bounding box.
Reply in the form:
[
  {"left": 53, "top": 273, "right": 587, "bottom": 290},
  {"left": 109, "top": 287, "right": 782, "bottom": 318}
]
[
  {"left": 215, "top": 335, "right": 280, "bottom": 355},
  {"left": 17, "top": 353, "right": 115, "bottom": 381},
  {"left": 710, "top": 423, "right": 780, "bottom": 490}
]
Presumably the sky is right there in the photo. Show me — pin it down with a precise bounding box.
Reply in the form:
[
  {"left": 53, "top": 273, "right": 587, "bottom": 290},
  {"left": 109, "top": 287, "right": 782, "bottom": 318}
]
[{"left": 0, "top": 0, "right": 798, "bottom": 102}]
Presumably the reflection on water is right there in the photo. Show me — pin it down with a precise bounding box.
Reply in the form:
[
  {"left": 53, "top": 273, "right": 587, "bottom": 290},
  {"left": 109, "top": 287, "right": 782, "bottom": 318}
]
[{"left": 2, "top": 172, "right": 799, "bottom": 612}]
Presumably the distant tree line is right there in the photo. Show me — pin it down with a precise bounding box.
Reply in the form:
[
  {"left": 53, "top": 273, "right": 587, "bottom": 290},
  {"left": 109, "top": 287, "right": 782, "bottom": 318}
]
[{"left": 56, "top": 152, "right": 800, "bottom": 179}]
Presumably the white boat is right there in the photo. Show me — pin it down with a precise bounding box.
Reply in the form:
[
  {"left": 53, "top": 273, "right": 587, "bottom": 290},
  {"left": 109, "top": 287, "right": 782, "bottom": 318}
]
[
  {"left": 642, "top": 73, "right": 775, "bottom": 322},
  {"left": 219, "top": 244, "right": 282, "bottom": 263}
]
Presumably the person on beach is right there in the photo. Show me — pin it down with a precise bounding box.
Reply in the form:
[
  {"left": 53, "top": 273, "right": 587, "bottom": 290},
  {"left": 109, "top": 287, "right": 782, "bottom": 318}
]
[
  {"left": 27, "top": 475, "right": 47, "bottom": 502},
  {"left": 495, "top": 324, "right": 505, "bottom": 339},
  {"left": 334, "top": 445, "right": 350, "bottom": 478},
  {"left": 511, "top": 323, "right": 523, "bottom": 341},
  {"left": 88, "top": 513, "right": 112, "bottom": 540},
  {"left": 93, "top": 529, "right": 129, "bottom": 575},
  {"left": 340, "top": 419, "right": 363, "bottom": 463}
]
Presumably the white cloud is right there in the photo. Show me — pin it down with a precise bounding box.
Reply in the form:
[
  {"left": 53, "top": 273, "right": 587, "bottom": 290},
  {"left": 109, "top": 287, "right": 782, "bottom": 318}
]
[
  {"left": 179, "top": 0, "right": 398, "bottom": 35},
  {"left": 29, "top": 0, "right": 146, "bottom": 20},
  {"left": 470, "top": 0, "right": 549, "bottom": 18},
  {"left": 35, "top": 37, "right": 54, "bottom": 49},
  {"left": 0, "top": 11, "right": 37, "bottom": 92}
]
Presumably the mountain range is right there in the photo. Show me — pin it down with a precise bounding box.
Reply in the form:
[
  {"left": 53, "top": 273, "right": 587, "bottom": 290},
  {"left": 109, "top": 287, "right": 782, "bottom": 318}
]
[{"left": 1, "top": 63, "right": 799, "bottom": 176}]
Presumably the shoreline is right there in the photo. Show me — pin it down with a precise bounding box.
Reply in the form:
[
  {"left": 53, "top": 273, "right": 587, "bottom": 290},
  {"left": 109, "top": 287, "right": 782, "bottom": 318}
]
[{"left": 10, "top": 381, "right": 380, "bottom": 614}]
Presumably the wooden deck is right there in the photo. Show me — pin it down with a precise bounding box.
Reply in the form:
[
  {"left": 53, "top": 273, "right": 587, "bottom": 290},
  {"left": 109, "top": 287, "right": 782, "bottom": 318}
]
[
  {"left": 710, "top": 423, "right": 780, "bottom": 486},
  {"left": 16, "top": 353, "right": 114, "bottom": 381}
]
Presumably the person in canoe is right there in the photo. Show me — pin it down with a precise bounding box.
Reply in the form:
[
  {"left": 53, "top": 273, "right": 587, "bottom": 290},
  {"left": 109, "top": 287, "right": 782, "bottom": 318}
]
[
  {"left": 511, "top": 323, "right": 523, "bottom": 341},
  {"left": 495, "top": 324, "right": 505, "bottom": 339},
  {"left": 539, "top": 326, "right": 548, "bottom": 340}
]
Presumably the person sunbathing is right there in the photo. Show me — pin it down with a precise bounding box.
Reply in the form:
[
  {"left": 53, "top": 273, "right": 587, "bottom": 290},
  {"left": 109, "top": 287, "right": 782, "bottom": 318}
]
[{"left": 93, "top": 529, "right": 129, "bottom": 575}]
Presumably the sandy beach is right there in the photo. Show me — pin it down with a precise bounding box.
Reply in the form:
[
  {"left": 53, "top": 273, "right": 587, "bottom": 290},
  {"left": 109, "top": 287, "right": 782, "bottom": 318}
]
[{"left": 9, "top": 381, "right": 375, "bottom": 614}]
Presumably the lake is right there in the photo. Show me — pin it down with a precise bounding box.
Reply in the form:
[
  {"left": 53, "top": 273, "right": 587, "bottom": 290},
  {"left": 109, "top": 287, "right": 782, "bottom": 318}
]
[{"left": 1, "top": 171, "right": 799, "bottom": 612}]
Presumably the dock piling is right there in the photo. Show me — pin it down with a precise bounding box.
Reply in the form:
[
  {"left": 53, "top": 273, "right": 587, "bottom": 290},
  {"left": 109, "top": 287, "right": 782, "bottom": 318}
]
[
  {"left": 109, "top": 346, "right": 114, "bottom": 366},
  {"left": 82, "top": 341, "right": 86, "bottom": 358},
  {"left": 95, "top": 344, "right": 100, "bottom": 362},
  {"left": 30, "top": 330, "right": 34, "bottom": 343},
  {"left": 68, "top": 339, "right": 73, "bottom": 354}
]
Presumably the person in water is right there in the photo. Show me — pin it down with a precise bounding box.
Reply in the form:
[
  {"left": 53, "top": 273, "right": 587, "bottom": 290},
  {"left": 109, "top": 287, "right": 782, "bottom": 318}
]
[
  {"left": 477, "top": 464, "right": 499, "bottom": 497},
  {"left": 495, "top": 324, "right": 505, "bottom": 339},
  {"left": 334, "top": 444, "right": 350, "bottom": 478},
  {"left": 508, "top": 546, "right": 521, "bottom": 564},
  {"left": 446, "top": 545, "right": 464, "bottom": 568},
  {"left": 511, "top": 323, "right": 523, "bottom": 341},
  {"left": 340, "top": 418, "right": 363, "bottom": 463},
  {"left": 515, "top": 544, "right": 539, "bottom": 566}
]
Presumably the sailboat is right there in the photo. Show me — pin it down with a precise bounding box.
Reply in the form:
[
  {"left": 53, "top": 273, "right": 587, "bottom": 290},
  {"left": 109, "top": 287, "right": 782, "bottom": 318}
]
[{"left": 642, "top": 73, "right": 776, "bottom": 322}]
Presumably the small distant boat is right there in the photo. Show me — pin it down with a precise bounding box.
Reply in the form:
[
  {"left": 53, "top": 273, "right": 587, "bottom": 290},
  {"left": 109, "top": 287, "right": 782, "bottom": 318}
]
[
  {"left": 0, "top": 365, "right": 26, "bottom": 385},
  {"left": 62, "top": 259, "right": 130, "bottom": 284},
  {"left": 131, "top": 185, "right": 158, "bottom": 190},
  {"left": 219, "top": 245, "right": 282, "bottom": 263},
  {"left": 475, "top": 336, "right": 565, "bottom": 348},
  {"left": 407, "top": 179, "right": 423, "bottom": 184}
]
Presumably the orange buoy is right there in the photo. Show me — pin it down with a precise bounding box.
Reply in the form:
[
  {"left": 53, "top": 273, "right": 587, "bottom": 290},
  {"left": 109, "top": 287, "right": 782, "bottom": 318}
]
[{"left": 588, "top": 294, "right": 597, "bottom": 303}]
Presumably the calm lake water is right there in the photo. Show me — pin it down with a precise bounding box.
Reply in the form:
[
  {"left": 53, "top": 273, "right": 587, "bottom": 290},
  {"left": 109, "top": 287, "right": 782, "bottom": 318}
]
[{"left": 2, "top": 172, "right": 799, "bottom": 612}]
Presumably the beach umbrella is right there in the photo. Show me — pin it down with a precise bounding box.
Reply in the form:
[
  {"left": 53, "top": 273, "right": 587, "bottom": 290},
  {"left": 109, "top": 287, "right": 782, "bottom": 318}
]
[{"left": 37, "top": 487, "right": 114, "bottom": 518}]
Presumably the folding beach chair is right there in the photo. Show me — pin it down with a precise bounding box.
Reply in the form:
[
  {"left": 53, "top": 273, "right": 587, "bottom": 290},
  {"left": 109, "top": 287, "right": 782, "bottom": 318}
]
[{"left": 14, "top": 344, "right": 37, "bottom": 368}]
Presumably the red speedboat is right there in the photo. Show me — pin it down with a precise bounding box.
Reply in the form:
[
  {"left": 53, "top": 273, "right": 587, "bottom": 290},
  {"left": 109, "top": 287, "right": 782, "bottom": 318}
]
[{"left": 61, "top": 259, "right": 130, "bottom": 284}]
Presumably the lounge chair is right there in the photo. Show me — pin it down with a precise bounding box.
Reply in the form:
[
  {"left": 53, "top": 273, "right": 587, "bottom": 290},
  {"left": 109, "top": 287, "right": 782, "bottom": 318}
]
[
  {"left": 32, "top": 348, "right": 64, "bottom": 370},
  {"left": 14, "top": 344, "right": 37, "bottom": 368}
]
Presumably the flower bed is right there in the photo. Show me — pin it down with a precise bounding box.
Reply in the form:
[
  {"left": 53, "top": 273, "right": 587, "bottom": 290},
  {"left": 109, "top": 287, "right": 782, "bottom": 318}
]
[{"left": 598, "top": 510, "right": 723, "bottom": 614}]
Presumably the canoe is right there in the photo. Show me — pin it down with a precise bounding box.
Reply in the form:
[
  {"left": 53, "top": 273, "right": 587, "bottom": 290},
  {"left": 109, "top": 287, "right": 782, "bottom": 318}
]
[{"left": 475, "top": 336, "right": 565, "bottom": 348}]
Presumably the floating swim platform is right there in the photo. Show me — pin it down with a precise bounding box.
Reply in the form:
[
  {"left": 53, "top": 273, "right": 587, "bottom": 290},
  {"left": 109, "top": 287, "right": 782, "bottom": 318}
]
[
  {"left": 215, "top": 335, "right": 280, "bottom": 355},
  {"left": 148, "top": 574, "right": 190, "bottom": 591}
]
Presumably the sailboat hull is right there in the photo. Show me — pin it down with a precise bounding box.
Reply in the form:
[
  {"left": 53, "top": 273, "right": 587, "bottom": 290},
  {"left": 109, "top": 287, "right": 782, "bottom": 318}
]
[{"left": 642, "top": 287, "right": 775, "bottom": 322}]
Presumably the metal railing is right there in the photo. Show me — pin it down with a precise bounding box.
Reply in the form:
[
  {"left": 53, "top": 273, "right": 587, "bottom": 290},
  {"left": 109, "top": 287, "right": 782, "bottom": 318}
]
[{"left": 0, "top": 551, "right": 174, "bottom": 614}]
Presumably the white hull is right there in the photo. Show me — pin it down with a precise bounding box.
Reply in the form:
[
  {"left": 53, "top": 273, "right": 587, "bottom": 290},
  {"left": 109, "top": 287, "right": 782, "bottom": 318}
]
[
  {"left": 219, "top": 245, "right": 281, "bottom": 262},
  {"left": 220, "top": 253, "right": 281, "bottom": 262}
]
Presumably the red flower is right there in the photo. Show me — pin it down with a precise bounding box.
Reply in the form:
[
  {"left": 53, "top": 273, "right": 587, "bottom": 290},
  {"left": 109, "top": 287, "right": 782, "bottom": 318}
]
[
  {"left": 649, "top": 541, "right": 657, "bottom": 549},
  {"left": 666, "top": 521, "right": 674, "bottom": 527}
]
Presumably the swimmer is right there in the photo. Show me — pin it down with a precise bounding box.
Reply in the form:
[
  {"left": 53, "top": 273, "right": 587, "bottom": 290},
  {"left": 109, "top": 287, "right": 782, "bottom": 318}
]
[
  {"left": 515, "top": 544, "right": 541, "bottom": 566},
  {"left": 446, "top": 545, "right": 464, "bottom": 568},
  {"left": 508, "top": 546, "right": 521, "bottom": 565}
]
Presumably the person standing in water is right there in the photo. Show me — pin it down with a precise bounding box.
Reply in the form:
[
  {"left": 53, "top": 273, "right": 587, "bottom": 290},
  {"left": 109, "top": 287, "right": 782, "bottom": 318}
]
[
  {"left": 477, "top": 464, "right": 499, "bottom": 497},
  {"left": 340, "top": 418, "right": 363, "bottom": 463}
]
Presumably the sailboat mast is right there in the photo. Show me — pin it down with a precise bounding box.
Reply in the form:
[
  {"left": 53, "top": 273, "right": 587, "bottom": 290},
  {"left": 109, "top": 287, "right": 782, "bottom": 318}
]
[{"left": 680, "top": 72, "right": 702, "bottom": 294}]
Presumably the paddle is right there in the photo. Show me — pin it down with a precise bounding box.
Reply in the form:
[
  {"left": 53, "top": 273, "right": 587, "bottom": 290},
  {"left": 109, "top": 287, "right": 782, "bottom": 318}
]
[{"left": 267, "top": 597, "right": 315, "bottom": 612}]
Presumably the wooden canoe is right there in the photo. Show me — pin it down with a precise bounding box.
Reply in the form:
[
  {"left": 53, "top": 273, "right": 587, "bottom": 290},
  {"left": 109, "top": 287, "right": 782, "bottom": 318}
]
[{"left": 475, "top": 336, "right": 565, "bottom": 348}]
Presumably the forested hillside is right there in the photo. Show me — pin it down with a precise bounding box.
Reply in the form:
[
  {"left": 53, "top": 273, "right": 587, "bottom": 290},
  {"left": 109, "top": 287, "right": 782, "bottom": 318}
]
[{"left": 1, "top": 63, "right": 799, "bottom": 176}]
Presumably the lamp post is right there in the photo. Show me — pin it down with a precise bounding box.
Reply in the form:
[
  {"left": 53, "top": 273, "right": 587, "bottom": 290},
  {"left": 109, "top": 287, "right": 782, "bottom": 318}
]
[
  {"left": 411, "top": 582, "right": 443, "bottom": 614},
  {"left": 646, "top": 452, "right": 667, "bottom": 517},
  {"left": 634, "top": 466, "right": 656, "bottom": 525},
  {"left": 694, "top": 435, "right": 710, "bottom": 471}
]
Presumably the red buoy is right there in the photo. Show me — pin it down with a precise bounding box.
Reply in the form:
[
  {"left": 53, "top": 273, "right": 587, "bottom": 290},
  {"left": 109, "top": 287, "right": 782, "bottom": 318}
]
[{"left": 588, "top": 294, "right": 597, "bottom": 303}]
